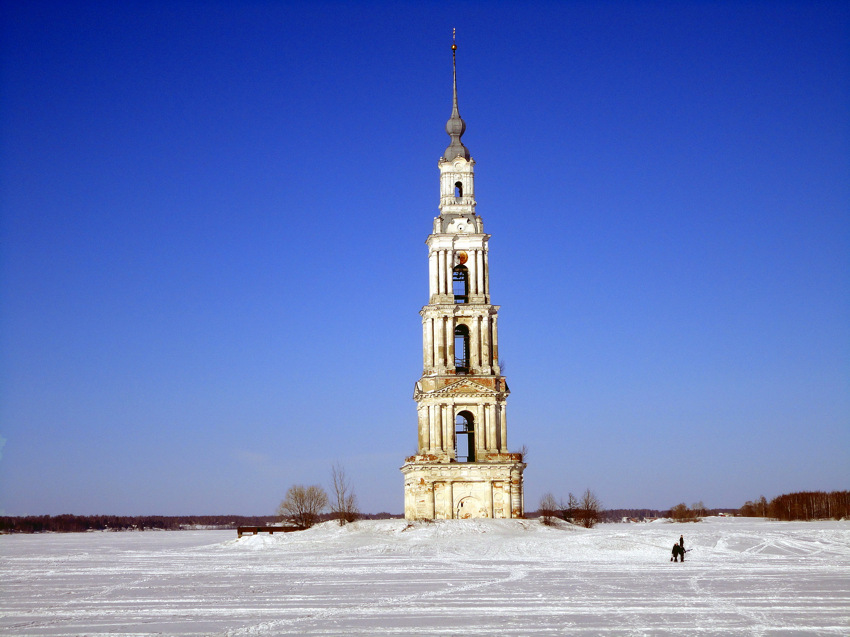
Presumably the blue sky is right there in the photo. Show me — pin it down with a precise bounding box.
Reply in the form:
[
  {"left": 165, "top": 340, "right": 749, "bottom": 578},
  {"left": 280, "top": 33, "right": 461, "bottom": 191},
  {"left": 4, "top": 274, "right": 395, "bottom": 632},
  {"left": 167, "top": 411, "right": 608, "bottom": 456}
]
[{"left": 1, "top": 1, "right": 848, "bottom": 516}]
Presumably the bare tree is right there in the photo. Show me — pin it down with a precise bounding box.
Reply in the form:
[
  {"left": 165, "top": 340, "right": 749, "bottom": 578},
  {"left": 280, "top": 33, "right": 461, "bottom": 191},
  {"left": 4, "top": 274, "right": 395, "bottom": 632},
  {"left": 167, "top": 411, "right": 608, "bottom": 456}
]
[
  {"left": 277, "top": 484, "right": 328, "bottom": 529},
  {"left": 691, "top": 501, "right": 707, "bottom": 519},
  {"left": 538, "top": 492, "right": 558, "bottom": 526},
  {"left": 330, "top": 463, "right": 360, "bottom": 526},
  {"left": 756, "top": 495, "right": 769, "bottom": 518},
  {"left": 575, "top": 488, "right": 602, "bottom": 528},
  {"left": 514, "top": 444, "right": 529, "bottom": 462},
  {"left": 562, "top": 492, "right": 579, "bottom": 523},
  {"left": 670, "top": 502, "right": 693, "bottom": 522}
]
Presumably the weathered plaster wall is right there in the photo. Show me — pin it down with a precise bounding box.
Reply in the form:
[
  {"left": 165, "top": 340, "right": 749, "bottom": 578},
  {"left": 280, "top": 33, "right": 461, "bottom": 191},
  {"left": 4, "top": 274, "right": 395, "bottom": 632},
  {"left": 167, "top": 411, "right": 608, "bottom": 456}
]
[{"left": 402, "top": 460, "right": 526, "bottom": 520}]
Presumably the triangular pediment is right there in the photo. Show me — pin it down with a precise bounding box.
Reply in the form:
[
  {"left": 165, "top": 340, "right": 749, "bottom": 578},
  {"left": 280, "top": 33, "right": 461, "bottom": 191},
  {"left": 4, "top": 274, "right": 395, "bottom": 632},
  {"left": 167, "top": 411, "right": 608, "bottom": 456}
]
[{"left": 414, "top": 378, "right": 507, "bottom": 400}]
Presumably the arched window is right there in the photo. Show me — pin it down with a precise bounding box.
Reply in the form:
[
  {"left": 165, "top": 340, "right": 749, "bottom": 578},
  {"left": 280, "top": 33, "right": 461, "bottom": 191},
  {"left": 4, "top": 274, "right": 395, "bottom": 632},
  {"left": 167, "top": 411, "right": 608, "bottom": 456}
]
[
  {"left": 452, "top": 265, "right": 469, "bottom": 304},
  {"left": 455, "top": 411, "right": 475, "bottom": 462},
  {"left": 454, "top": 324, "right": 469, "bottom": 374},
  {"left": 454, "top": 181, "right": 463, "bottom": 198}
]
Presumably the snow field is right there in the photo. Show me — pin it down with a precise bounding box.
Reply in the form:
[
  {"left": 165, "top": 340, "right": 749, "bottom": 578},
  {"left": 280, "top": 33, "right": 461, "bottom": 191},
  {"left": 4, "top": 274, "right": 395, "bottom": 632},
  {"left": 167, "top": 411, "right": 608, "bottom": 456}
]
[{"left": 1, "top": 517, "right": 848, "bottom": 635}]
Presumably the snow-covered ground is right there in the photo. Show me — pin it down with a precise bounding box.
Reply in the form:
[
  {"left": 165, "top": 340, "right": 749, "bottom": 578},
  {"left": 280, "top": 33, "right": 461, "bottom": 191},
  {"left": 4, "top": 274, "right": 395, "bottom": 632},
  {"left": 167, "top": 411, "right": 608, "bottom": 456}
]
[{"left": 1, "top": 517, "right": 848, "bottom": 635}]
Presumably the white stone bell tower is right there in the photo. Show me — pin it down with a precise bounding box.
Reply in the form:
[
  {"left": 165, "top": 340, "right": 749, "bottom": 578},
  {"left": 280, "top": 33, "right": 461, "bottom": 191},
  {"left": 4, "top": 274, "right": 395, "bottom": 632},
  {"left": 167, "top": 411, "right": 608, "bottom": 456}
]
[{"left": 401, "top": 35, "right": 525, "bottom": 520}]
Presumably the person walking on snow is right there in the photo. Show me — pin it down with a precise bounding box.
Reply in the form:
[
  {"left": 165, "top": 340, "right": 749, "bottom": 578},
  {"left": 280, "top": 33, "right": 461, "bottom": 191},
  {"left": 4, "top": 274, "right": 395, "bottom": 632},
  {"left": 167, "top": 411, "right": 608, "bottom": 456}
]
[
  {"left": 671, "top": 543, "right": 682, "bottom": 561},
  {"left": 671, "top": 536, "right": 686, "bottom": 562}
]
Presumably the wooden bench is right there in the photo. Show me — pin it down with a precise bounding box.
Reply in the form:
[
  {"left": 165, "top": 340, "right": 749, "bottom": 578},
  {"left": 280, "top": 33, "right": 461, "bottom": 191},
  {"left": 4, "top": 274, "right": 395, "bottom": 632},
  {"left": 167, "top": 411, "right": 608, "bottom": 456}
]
[{"left": 236, "top": 526, "right": 299, "bottom": 537}]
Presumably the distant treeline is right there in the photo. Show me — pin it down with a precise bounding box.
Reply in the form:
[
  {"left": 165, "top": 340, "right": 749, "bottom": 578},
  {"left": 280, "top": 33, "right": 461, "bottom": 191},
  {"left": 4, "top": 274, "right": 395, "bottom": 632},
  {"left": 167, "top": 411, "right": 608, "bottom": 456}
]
[
  {"left": 601, "top": 508, "right": 737, "bottom": 522},
  {"left": 529, "top": 508, "right": 737, "bottom": 522},
  {"left": 739, "top": 491, "right": 850, "bottom": 521},
  {"left": 0, "top": 511, "right": 403, "bottom": 534},
  {"left": 600, "top": 509, "right": 666, "bottom": 522},
  {"left": 0, "top": 515, "right": 275, "bottom": 534}
]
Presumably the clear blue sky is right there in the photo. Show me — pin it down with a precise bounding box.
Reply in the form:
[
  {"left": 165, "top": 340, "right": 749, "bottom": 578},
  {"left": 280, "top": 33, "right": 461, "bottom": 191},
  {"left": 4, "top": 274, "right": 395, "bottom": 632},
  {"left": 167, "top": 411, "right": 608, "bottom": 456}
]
[{"left": 1, "top": 1, "right": 848, "bottom": 516}]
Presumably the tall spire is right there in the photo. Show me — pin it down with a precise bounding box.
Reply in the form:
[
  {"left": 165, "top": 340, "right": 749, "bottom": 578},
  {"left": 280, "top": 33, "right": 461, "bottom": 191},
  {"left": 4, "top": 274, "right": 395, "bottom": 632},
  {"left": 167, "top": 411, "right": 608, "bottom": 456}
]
[{"left": 443, "top": 28, "right": 470, "bottom": 161}]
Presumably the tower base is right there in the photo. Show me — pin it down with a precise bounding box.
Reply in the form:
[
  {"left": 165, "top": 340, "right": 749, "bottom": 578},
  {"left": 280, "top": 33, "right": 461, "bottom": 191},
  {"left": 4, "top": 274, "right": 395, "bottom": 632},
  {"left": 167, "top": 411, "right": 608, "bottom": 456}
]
[{"left": 401, "top": 456, "right": 525, "bottom": 520}]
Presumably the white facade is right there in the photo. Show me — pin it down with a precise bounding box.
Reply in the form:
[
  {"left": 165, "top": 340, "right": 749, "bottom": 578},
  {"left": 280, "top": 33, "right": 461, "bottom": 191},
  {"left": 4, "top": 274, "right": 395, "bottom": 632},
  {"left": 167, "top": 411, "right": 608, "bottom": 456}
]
[{"left": 401, "top": 46, "right": 525, "bottom": 519}]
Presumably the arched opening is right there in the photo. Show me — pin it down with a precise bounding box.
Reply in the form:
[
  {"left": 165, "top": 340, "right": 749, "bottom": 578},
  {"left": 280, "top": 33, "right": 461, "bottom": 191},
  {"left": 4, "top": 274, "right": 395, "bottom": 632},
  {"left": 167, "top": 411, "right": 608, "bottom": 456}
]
[
  {"left": 454, "top": 181, "right": 463, "bottom": 198},
  {"left": 454, "top": 324, "right": 469, "bottom": 374},
  {"left": 455, "top": 411, "right": 475, "bottom": 462},
  {"left": 452, "top": 265, "right": 469, "bottom": 304},
  {"left": 456, "top": 496, "right": 485, "bottom": 518}
]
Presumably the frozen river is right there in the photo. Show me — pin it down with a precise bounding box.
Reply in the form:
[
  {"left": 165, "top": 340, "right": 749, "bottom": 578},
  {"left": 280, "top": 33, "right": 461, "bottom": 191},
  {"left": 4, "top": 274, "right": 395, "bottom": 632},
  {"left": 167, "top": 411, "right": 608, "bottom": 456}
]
[{"left": 1, "top": 517, "right": 848, "bottom": 635}]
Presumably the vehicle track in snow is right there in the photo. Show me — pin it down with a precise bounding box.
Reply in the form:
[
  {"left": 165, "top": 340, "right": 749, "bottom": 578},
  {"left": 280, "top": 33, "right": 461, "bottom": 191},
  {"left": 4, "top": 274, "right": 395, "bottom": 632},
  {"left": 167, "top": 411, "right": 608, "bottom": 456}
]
[{"left": 2, "top": 518, "right": 848, "bottom": 636}]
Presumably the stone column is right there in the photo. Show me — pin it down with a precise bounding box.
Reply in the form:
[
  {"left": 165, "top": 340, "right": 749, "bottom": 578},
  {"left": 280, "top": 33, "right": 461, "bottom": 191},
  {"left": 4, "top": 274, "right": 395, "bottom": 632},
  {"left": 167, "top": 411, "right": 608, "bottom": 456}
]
[
  {"left": 484, "top": 251, "right": 490, "bottom": 296},
  {"left": 435, "top": 317, "right": 445, "bottom": 371},
  {"left": 492, "top": 315, "right": 499, "bottom": 368},
  {"left": 511, "top": 469, "right": 523, "bottom": 519},
  {"left": 471, "top": 316, "right": 481, "bottom": 371},
  {"left": 443, "top": 404, "right": 453, "bottom": 457},
  {"left": 509, "top": 477, "right": 516, "bottom": 519},
  {"left": 475, "top": 404, "right": 484, "bottom": 453},
  {"left": 488, "top": 481, "right": 495, "bottom": 518},
  {"left": 427, "top": 405, "right": 435, "bottom": 452},
  {"left": 434, "top": 404, "right": 442, "bottom": 451},
  {"left": 499, "top": 403, "right": 508, "bottom": 453},
  {"left": 421, "top": 318, "right": 429, "bottom": 371},
  {"left": 418, "top": 405, "right": 429, "bottom": 452},
  {"left": 517, "top": 471, "right": 525, "bottom": 515},
  {"left": 447, "top": 318, "right": 455, "bottom": 372},
  {"left": 424, "top": 316, "right": 434, "bottom": 374},
  {"left": 429, "top": 250, "right": 438, "bottom": 300},
  {"left": 482, "top": 314, "right": 491, "bottom": 373},
  {"left": 477, "top": 249, "right": 485, "bottom": 298},
  {"left": 487, "top": 404, "right": 497, "bottom": 453},
  {"left": 438, "top": 250, "right": 446, "bottom": 298}
]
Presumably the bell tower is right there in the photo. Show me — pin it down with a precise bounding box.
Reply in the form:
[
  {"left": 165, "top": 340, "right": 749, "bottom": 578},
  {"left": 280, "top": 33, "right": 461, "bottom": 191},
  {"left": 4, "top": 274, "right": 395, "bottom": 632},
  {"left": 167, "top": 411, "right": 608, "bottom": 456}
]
[{"left": 401, "top": 34, "right": 526, "bottom": 520}]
